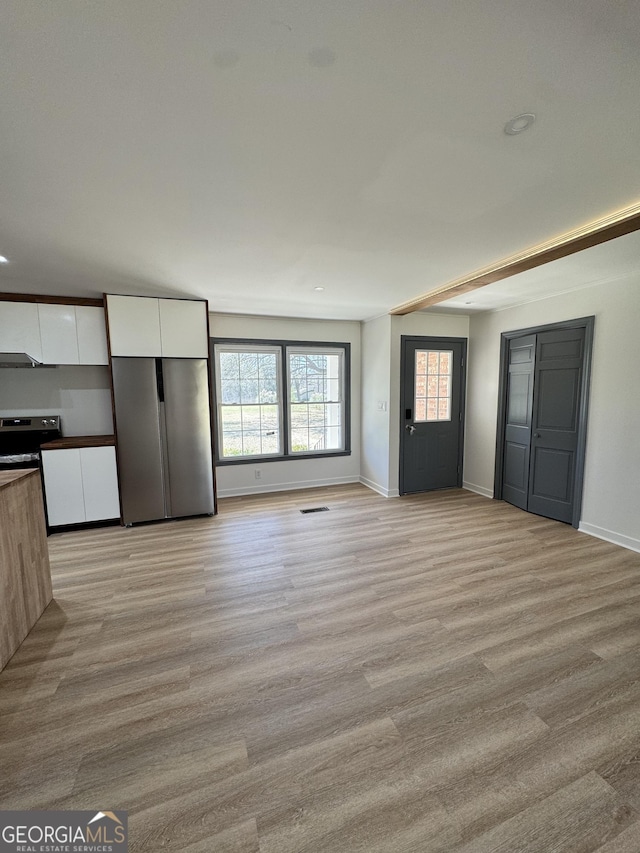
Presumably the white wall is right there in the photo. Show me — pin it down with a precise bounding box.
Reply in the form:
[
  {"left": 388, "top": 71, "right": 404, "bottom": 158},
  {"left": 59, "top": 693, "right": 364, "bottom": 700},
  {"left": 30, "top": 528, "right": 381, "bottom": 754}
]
[
  {"left": 465, "top": 277, "right": 640, "bottom": 551},
  {"left": 360, "top": 314, "right": 392, "bottom": 495},
  {"left": 0, "top": 365, "right": 113, "bottom": 435},
  {"left": 209, "top": 313, "right": 361, "bottom": 497}
]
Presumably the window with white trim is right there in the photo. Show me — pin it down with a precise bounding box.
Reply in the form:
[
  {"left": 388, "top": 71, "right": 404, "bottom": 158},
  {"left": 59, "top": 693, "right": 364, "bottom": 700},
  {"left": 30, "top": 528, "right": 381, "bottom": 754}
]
[{"left": 213, "top": 340, "right": 350, "bottom": 462}]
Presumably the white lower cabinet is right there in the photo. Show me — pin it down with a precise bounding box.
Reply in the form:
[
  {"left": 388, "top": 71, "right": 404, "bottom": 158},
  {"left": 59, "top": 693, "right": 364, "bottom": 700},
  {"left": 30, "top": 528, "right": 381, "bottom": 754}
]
[
  {"left": 82, "top": 446, "right": 120, "bottom": 521},
  {"left": 42, "top": 449, "right": 84, "bottom": 525},
  {"left": 42, "top": 446, "right": 120, "bottom": 526}
]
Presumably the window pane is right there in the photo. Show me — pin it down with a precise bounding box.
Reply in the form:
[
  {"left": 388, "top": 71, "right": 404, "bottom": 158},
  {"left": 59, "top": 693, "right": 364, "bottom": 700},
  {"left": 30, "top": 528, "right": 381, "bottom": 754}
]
[
  {"left": 290, "top": 428, "right": 310, "bottom": 452},
  {"left": 220, "top": 407, "right": 243, "bottom": 457},
  {"left": 287, "top": 349, "right": 345, "bottom": 454},
  {"left": 259, "top": 377, "right": 278, "bottom": 403},
  {"left": 219, "top": 351, "right": 240, "bottom": 378},
  {"left": 438, "top": 376, "right": 450, "bottom": 397},
  {"left": 216, "top": 347, "right": 283, "bottom": 458},
  {"left": 258, "top": 352, "right": 275, "bottom": 372},
  {"left": 221, "top": 379, "right": 240, "bottom": 404},
  {"left": 438, "top": 398, "right": 450, "bottom": 419},
  {"left": 220, "top": 404, "right": 281, "bottom": 458},
  {"left": 439, "top": 351, "right": 451, "bottom": 374},
  {"left": 261, "top": 429, "right": 279, "bottom": 455},
  {"left": 240, "top": 380, "right": 259, "bottom": 405},
  {"left": 415, "top": 349, "right": 453, "bottom": 423},
  {"left": 290, "top": 403, "right": 310, "bottom": 430},
  {"left": 325, "top": 426, "right": 341, "bottom": 450},
  {"left": 241, "top": 352, "right": 259, "bottom": 379}
]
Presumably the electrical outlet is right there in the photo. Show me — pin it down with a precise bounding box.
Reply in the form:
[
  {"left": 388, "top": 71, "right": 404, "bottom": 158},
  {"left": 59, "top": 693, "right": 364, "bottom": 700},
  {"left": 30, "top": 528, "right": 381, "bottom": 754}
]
[{"left": 255, "top": 469, "right": 262, "bottom": 480}]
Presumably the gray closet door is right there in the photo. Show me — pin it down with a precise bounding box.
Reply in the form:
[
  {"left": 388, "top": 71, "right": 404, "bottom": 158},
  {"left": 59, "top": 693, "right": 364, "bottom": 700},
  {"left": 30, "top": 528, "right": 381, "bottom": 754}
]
[
  {"left": 501, "top": 327, "right": 586, "bottom": 524},
  {"left": 527, "top": 328, "right": 585, "bottom": 523},
  {"left": 502, "top": 335, "right": 535, "bottom": 511}
]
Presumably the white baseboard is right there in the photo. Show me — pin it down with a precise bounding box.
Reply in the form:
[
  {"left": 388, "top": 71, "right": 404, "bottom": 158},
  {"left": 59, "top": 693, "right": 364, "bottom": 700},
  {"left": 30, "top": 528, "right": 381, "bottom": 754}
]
[
  {"left": 217, "top": 475, "right": 360, "bottom": 499},
  {"left": 578, "top": 522, "right": 640, "bottom": 554},
  {"left": 463, "top": 481, "right": 494, "bottom": 499},
  {"left": 359, "top": 476, "right": 399, "bottom": 498}
]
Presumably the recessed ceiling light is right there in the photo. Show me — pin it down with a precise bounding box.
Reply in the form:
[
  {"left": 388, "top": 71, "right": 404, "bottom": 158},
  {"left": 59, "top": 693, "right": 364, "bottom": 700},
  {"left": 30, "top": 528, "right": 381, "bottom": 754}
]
[
  {"left": 504, "top": 113, "right": 536, "bottom": 135},
  {"left": 0, "top": 255, "right": 8, "bottom": 263},
  {"left": 313, "top": 286, "right": 325, "bottom": 292}
]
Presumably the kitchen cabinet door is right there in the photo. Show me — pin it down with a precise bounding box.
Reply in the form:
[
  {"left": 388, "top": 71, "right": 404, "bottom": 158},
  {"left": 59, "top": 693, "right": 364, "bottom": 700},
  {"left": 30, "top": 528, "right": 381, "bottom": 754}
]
[
  {"left": 41, "top": 449, "right": 85, "bottom": 526},
  {"left": 81, "top": 446, "right": 120, "bottom": 521},
  {"left": 106, "top": 295, "right": 162, "bottom": 357},
  {"left": 76, "top": 306, "right": 109, "bottom": 365},
  {"left": 159, "top": 298, "right": 209, "bottom": 357},
  {"left": 38, "top": 304, "right": 79, "bottom": 364},
  {"left": 0, "top": 302, "right": 43, "bottom": 362}
]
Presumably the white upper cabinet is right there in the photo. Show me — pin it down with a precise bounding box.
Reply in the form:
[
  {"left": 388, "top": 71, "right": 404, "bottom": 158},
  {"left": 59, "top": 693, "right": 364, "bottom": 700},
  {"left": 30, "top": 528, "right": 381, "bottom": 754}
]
[
  {"left": 76, "top": 306, "right": 109, "bottom": 365},
  {"left": 38, "top": 304, "right": 79, "bottom": 364},
  {"left": 159, "top": 298, "right": 208, "bottom": 357},
  {"left": 37, "top": 303, "right": 109, "bottom": 365},
  {"left": 106, "top": 295, "right": 208, "bottom": 358},
  {"left": 0, "top": 302, "right": 43, "bottom": 361},
  {"left": 107, "top": 295, "right": 162, "bottom": 357}
]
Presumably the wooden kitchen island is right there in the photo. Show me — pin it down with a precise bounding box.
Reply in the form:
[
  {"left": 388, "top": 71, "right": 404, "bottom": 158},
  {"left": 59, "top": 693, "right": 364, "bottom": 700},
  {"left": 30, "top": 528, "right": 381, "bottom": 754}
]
[{"left": 0, "top": 469, "right": 52, "bottom": 671}]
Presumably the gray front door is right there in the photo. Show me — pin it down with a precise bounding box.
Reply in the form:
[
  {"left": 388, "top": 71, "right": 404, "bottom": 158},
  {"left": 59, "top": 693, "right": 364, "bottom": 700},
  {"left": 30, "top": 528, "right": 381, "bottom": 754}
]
[
  {"left": 400, "top": 336, "right": 466, "bottom": 495},
  {"left": 502, "top": 327, "right": 587, "bottom": 524}
]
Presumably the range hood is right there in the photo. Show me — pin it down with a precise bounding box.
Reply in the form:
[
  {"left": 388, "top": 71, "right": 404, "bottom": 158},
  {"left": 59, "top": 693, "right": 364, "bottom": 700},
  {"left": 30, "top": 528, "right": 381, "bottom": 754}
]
[{"left": 0, "top": 352, "right": 55, "bottom": 368}]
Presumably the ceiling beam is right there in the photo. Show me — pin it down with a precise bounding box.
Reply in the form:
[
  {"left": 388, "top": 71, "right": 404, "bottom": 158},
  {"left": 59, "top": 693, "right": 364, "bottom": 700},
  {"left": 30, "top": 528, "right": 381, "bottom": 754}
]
[{"left": 389, "top": 201, "right": 640, "bottom": 315}]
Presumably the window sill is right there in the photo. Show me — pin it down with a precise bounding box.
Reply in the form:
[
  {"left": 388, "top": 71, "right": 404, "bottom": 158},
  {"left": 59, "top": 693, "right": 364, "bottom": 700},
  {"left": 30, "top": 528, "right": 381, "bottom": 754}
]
[{"left": 216, "top": 450, "right": 351, "bottom": 466}]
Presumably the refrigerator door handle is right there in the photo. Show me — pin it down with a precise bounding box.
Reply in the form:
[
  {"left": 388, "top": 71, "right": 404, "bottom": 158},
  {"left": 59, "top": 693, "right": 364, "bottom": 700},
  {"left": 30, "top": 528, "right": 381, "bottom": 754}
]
[
  {"left": 157, "top": 397, "right": 172, "bottom": 519},
  {"left": 155, "top": 358, "right": 165, "bottom": 402}
]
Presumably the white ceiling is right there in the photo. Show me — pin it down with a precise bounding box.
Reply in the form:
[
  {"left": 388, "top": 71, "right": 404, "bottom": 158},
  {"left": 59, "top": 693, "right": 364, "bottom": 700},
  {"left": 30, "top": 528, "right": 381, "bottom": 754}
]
[{"left": 1, "top": 0, "right": 640, "bottom": 321}]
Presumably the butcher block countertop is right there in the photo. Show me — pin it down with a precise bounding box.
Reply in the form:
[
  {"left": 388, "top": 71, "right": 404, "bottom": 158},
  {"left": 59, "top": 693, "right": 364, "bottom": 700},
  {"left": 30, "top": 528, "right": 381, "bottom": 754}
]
[
  {"left": 40, "top": 434, "right": 116, "bottom": 450},
  {"left": 0, "top": 468, "right": 52, "bottom": 671},
  {"left": 0, "top": 469, "right": 38, "bottom": 489}
]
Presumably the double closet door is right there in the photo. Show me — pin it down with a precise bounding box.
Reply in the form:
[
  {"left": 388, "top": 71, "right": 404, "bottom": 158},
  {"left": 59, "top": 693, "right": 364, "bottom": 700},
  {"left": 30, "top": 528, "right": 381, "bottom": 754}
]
[{"left": 502, "top": 326, "right": 588, "bottom": 524}]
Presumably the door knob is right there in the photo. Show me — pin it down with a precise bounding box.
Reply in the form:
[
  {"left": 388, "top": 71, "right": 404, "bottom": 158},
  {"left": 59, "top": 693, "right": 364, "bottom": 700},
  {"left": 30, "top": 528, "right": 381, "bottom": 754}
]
[
  {"left": 534, "top": 432, "right": 540, "bottom": 438},
  {"left": 406, "top": 424, "right": 416, "bottom": 435}
]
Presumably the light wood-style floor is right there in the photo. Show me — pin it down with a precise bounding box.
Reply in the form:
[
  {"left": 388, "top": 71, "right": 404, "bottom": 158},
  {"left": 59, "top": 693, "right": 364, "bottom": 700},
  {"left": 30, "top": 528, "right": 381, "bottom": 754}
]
[{"left": 2, "top": 485, "right": 640, "bottom": 852}]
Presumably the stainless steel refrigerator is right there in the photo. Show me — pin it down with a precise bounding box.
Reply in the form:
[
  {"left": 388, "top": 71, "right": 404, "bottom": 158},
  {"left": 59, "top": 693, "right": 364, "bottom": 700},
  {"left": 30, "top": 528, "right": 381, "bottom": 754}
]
[{"left": 111, "top": 358, "right": 215, "bottom": 525}]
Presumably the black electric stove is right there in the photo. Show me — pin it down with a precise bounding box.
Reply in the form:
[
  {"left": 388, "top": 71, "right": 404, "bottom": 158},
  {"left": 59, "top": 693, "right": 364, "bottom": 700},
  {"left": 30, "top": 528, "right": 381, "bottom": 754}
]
[{"left": 0, "top": 415, "right": 62, "bottom": 470}]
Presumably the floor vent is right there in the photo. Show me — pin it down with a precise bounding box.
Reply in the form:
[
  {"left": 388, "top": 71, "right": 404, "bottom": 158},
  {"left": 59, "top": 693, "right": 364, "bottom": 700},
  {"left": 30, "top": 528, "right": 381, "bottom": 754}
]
[{"left": 300, "top": 506, "right": 330, "bottom": 514}]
